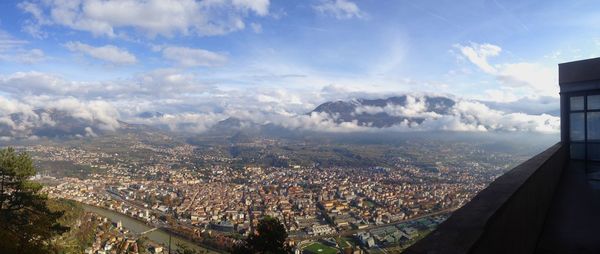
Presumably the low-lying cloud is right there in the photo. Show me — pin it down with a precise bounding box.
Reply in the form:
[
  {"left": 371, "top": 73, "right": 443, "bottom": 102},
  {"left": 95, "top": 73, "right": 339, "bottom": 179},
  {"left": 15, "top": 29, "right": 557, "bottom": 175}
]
[
  {"left": 137, "top": 95, "right": 559, "bottom": 134},
  {"left": 0, "top": 69, "right": 560, "bottom": 140},
  {"left": 0, "top": 96, "right": 121, "bottom": 140}
]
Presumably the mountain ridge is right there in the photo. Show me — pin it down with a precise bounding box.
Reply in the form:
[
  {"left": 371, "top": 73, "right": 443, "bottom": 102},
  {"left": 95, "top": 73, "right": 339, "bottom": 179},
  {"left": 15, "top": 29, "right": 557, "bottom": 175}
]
[{"left": 311, "top": 95, "right": 456, "bottom": 128}]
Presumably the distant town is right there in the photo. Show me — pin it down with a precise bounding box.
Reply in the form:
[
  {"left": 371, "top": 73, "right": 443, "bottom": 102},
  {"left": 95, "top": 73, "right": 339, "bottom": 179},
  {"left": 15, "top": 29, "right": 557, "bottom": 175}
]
[{"left": 14, "top": 133, "right": 533, "bottom": 254}]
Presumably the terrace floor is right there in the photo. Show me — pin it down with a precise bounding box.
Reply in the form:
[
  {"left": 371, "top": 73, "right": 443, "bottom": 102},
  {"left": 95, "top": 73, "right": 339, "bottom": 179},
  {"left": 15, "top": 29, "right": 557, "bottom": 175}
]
[{"left": 536, "top": 160, "right": 600, "bottom": 253}]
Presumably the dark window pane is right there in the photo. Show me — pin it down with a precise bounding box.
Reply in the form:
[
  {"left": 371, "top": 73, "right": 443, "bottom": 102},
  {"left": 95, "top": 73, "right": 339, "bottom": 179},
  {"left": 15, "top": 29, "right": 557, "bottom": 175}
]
[
  {"left": 589, "top": 143, "right": 600, "bottom": 161},
  {"left": 571, "top": 96, "right": 584, "bottom": 111},
  {"left": 571, "top": 112, "right": 585, "bottom": 141},
  {"left": 588, "top": 95, "right": 600, "bottom": 110},
  {"left": 588, "top": 112, "right": 600, "bottom": 141},
  {"left": 571, "top": 143, "right": 585, "bottom": 160}
]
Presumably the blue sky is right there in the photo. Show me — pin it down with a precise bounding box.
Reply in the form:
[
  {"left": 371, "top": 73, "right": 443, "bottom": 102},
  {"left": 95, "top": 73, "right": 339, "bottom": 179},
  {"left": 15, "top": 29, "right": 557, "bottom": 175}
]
[{"left": 0, "top": 0, "right": 598, "bottom": 135}]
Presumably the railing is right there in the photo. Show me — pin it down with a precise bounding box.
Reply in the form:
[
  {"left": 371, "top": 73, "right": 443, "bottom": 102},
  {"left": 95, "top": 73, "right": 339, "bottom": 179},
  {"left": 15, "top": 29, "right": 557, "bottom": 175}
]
[{"left": 404, "top": 142, "right": 567, "bottom": 254}]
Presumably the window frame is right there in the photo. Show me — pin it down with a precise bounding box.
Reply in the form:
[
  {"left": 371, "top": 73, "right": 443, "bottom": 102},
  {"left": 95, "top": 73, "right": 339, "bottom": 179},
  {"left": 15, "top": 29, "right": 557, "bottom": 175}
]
[{"left": 568, "top": 91, "right": 600, "bottom": 161}]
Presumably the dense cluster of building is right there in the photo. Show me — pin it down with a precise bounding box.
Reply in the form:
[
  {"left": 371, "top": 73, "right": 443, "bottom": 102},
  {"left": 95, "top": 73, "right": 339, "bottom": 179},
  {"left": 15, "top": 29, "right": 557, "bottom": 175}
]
[{"left": 23, "top": 140, "right": 523, "bottom": 252}]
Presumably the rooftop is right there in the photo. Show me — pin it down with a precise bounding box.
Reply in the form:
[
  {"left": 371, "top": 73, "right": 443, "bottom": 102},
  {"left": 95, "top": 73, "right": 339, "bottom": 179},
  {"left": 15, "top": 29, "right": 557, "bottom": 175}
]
[{"left": 559, "top": 57, "right": 600, "bottom": 84}]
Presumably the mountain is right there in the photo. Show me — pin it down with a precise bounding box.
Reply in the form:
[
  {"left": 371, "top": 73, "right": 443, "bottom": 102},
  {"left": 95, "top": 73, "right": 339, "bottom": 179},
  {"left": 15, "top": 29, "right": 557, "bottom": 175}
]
[
  {"left": 0, "top": 109, "right": 106, "bottom": 139},
  {"left": 199, "top": 117, "right": 298, "bottom": 143},
  {"left": 0, "top": 109, "right": 156, "bottom": 140},
  {"left": 311, "top": 95, "right": 456, "bottom": 128},
  {"left": 202, "top": 95, "right": 459, "bottom": 136},
  {"left": 136, "top": 111, "right": 165, "bottom": 119},
  {"left": 209, "top": 117, "right": 262, "bottom": 133}
]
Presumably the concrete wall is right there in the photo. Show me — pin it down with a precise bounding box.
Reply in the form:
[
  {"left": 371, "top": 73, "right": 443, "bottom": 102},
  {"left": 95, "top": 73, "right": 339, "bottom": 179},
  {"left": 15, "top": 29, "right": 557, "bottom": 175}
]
[
  {"left": 404, "top": 143, "right": 567, "bottom": 254},
  {"left": 560, "top": 94, "right": 568, "bottom": 143}
]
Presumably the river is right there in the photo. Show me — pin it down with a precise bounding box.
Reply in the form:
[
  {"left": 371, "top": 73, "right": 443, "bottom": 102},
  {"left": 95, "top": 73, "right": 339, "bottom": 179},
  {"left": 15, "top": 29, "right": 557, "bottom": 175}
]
[{"left": 82, "top": 204, "right": 221, "bottom": 253}]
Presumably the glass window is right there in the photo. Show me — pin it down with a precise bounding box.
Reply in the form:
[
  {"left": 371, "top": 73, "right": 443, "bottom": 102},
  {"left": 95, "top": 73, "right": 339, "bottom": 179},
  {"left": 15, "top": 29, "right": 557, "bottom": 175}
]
[
  {"left": 588, "top": 112, "right": 600, "bottom": 141},
  {"left": 571, "top": 143, "right": 585, "bottom": 160},
  {"left": 571, "top": 112, "right": 585, "bottom": 141},
  {"left": 588, "top": 95, "right": 600, "bottom": 110},
  {"left": 588, "top": 143, "right": 600, "bottom": 161},
  {"left": 571, "top": 96, "right": 584, "bottom": 111}
]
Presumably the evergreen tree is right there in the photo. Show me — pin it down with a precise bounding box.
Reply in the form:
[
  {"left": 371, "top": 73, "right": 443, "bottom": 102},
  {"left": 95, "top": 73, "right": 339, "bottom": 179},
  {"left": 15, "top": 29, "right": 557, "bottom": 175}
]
[
  {"left": 233, "top": 216, "right": 292, "bottom": 254},
  {"left": 0, "top": 148, "right": 68, "bottom": 253}
]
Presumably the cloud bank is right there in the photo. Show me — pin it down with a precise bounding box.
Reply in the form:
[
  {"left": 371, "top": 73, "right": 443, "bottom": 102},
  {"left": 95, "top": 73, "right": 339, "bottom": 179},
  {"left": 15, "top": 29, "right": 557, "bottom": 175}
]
[
  {"left": 0, "top": 68, "right": 559, "bottom": 140},
  {"left": 0, "top": 96, "right": 120, "bottom": 140},
  {"left": 161, "top": 46, "right": 228, "bottom": 67}
]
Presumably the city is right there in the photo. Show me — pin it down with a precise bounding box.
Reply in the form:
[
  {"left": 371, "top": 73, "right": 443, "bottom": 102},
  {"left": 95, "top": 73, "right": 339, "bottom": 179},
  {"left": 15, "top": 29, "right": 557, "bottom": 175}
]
[{"left": 17, "top": 131, "right": 535, "bottom": 253}]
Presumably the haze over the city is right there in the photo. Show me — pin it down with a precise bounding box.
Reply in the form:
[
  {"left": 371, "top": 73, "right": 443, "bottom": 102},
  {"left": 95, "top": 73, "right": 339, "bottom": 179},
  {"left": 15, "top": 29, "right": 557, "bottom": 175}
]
[{"left": 1, "top": 0, "right": 597, "bottom": 138}]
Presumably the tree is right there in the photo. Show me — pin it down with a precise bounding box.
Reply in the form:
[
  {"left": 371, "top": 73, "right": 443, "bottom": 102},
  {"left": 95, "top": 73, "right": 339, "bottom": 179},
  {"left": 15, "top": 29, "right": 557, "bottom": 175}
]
[
  {"left": 137, "top": 236, "right": 149, "bottom": 254},
  {"left": 233, "top": 216, "right": 292, "bottom": 254},
  {"left": 0, "top": 148, "right": 68, "bottom": 253},
  {"left": 175, "top": 242, "right": 207, "bottom": 254}
]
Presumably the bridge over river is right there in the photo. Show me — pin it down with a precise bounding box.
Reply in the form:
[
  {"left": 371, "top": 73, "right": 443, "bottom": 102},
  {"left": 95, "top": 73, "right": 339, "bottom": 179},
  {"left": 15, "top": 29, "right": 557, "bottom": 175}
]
[{"left": 82, "top": 204, "right": 222, "bottom": 253}]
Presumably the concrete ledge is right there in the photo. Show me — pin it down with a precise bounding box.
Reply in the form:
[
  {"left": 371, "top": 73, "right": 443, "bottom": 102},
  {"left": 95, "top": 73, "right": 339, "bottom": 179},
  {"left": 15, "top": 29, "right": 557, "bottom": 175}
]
[{"left": 404, "top": 143, "right": 567, "bottom": 254}]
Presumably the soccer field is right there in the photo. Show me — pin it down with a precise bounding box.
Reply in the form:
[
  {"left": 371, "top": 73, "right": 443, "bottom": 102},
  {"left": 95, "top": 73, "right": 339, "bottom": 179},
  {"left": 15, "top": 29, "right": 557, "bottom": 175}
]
[{"left": 303, "top": 242, "right": 339, "bottom": 254}]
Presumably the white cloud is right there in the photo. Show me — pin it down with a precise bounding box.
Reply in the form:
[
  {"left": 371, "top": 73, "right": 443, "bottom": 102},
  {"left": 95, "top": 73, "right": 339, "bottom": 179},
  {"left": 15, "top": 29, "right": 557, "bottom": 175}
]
[
  {"left": 219, "top": 94, "right": 560, "bottom": 134},
  {"left": 17, "top": 1, "right": 51, "bottom": 38},
  {"left": 481, "top": 96, "right": 559, "bottom": 116},
  {"left": 132, "top": 112, "right": 225, "bottom": 133},
  {"left": 18, "top": 48, "right": 46, "bottom": 63},
  {"left": 19, "top": 0, "right": 270, "bottom": 38},
  {"left": 0, "top": 48, "right": 47, "bottom": 64},
  {"left": 0, "top": 30, "right": 28, "bottom": 51},
  {"left": 0, "top": 29, "right": 46, "bottom": 63},
  {"left": 455, "top": 43, "right": 501, "bottom": 74},
  {"left": 475, "top": 88, "right": 521, "bottom": 103},
  {"left": 0, "top": 96, "right": 35, "bottom": 116},
  {"left": 448, "top": 100, "right": 558, "bottom": 133},
  {"left": 0, "top": 95, "right": 121, "bottom": 139},
  {"left": 354, "top": 95, "right": 441, "bottom": 119},
  {"left": 162, "top": 46, "right": 228, "bottom": 67},
  {"left": 0, "top": 69, "right": 217, "bottom": 101},
  {"left": 232, "top": 0, "right": 270, "bottom": 16},
  {"left": 341, "top": 95, "right": 559, "bottom": 133},
  {"left": 0, "top": 71, "right": 71, "bottom": 95},
  {"left": 250, "top": 22, "right": 263, "bottom": 33},
  {"left": 496, "top": 62, "right": 557, "bottom": 97},
  {"left": 84, "top": 126, "right": 97, "bottom": 137},
  {"left": 65, "top": 41, "right": 137, "bottom": 64},
  {"left": 22, "top": 96, "right": 122, "bottom": 131},
  {"left": 134, "top": 68, "right": 215, "bottom": 96},
  {"left": 313, "top": 0, "right": 365, "bottom": 19},
  {"left": 455, "top": 42, "right": 559, "bottom": 99}
]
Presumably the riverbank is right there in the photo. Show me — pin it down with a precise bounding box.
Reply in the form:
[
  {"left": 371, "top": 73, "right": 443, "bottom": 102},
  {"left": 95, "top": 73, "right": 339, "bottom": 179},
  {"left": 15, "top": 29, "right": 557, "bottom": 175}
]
[{"left": 81, "top": 203, "right": 224, "bottom": 253}]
